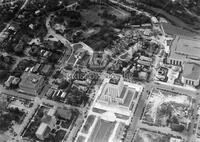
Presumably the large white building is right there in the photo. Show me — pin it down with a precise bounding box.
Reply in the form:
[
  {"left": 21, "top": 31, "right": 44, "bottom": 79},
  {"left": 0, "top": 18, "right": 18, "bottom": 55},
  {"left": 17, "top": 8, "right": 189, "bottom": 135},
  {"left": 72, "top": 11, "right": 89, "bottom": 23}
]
[
  {"left": 97, "top": 75, "right": 141, "bottom": 114},
  {"left": 19, "top": 72, "right": 45, "bottom": 95},
  {"left": 99, "top": 75, "right": 129, "bottom": 104},
  {"left": 100, "top": 75, "right": 125, "bottom": 104},
  {"left": 36, "top": 123, "right": 51, "bottom": 140},
  {"left": 181, "top": 63, "right": 200, "bottom": 87}
]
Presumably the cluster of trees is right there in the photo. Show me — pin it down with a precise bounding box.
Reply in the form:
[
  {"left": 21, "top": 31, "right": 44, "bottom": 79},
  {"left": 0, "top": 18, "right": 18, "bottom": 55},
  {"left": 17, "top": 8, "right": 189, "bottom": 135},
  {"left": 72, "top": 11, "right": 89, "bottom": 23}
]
[
  {"left": 129, "top": 13, "right": 151, "bottom": 25},
  {"left": 1, "top": 31, "right": 27, "bottom": 56},
  {"left": 66, "top": 87, "right": 89, "bottom": 106},
  {"left": 0, "top": 55, "right": 15, "bottom": 82},
  {"left": 85, "top": 26, "right": 118, "bottom": 51},
  {"left": 17, "top": 15, "right": 47, "bottom": 40},
  {"left": 58, "top": 80, "right": 70, "bottom": 90},
  {"left": 159, "top": 104, "right": 185, "bottom": 132},
  {"left": 0, "top": 107, "right": 25, "bottom": 132},
  {"left": 99, "top": 10, "right": 117, "bottom": 21},
  {"left": 56, "top": 10, "right": 82, "bottom": 28},
  {"left": 12, "top": 59, "right": 35, "bottom": 77},
  {"left": 138, "top": 0, "right": 173, "bottom": 8},
  {"left": 0, "top": 1, "right": 23, "bottom": 24}
]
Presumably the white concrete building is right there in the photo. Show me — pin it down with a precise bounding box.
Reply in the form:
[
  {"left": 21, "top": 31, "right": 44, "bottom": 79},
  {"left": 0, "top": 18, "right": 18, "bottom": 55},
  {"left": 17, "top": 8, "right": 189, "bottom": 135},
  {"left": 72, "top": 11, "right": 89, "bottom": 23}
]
[
  {"left": 35, "top": 123, "right": 51, "bottom": 140},
  {"left": 182, "top": 63, "right": 200, "bottom": 87}
]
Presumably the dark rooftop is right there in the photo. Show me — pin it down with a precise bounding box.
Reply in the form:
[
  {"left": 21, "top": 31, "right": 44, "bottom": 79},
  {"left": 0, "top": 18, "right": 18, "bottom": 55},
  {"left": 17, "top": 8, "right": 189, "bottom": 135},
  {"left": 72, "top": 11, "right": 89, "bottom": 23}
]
[
  {"left": 109, "top": 75, "right": 121, "bottom": 85},
  {"left": 119, "top": 86, "right": 128, "bottom": 99}
]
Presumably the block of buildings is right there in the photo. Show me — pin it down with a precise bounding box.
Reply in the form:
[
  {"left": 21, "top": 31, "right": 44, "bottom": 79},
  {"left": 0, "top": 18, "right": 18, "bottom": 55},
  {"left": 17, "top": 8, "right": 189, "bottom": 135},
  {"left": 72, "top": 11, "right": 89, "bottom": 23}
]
[
  {"left": 36, "top": 107, "right": 58, "bottom": 140},
  {"left": 19, "top": 72, "right": 45, "bottom": 95}
]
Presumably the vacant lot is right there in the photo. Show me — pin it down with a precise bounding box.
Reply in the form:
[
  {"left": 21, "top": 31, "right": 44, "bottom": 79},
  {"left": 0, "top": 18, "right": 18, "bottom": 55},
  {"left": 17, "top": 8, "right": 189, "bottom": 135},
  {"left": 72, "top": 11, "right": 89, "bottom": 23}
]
[{"left": 142, "top": 88, "right": 193, "bottom": 132}]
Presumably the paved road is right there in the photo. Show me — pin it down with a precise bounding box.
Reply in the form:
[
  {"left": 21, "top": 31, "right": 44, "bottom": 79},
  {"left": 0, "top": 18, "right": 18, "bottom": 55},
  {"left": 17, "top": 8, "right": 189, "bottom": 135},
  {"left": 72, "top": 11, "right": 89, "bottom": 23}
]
[
  {"left": 124, "top": 83, "right": 151, "bottom": 142},
  {"left": 0, "top": 84, "right": 82, "bottom": 111},
  {"left": 0, "top": 85, "right": 34, "bottom": 100},
  {"left": 188, "top": 94, "right": 200, "bottom": 142},
  {"left": 153, "top": 81, "right": 197, "bottom": 98}
]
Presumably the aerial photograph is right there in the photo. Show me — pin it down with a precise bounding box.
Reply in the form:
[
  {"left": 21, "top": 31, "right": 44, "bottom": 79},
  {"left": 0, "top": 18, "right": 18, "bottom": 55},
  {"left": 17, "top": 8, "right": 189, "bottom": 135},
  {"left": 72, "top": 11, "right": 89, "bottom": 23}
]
[{"left": 0, "top": 0, "right": 200, "bottom": 142}]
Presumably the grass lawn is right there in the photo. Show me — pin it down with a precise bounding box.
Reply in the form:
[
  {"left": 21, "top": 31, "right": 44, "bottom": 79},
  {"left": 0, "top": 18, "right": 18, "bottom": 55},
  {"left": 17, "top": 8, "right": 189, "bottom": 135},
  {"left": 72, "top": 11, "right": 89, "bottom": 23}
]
[
  {"left": 0, "top": 108, "right": 26, "bottom": 132},
  {"left": 88, "top": 119, "right": 116, "bottom": 142},
  {"left": 77, "top": 135, "right": 86, "bottom": 142},
  {"left": 82, "top": 115, "right": 95, "bottom": 134}
]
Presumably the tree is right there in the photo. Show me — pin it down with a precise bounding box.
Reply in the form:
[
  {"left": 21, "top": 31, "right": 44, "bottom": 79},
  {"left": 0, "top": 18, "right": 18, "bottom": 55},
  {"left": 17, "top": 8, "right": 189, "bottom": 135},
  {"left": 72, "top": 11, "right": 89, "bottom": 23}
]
[
  {"left": 0, "top": 70, "right": 9, "bottom": 82},
  {"left": 14, "top": 44, "right": 24, "bottom": 55},
  {"left": 170, "top": 123, "right": 185, "bottom": 132},
  {"left": 58, "top": 80, "right": 69, "bottom": 89}
]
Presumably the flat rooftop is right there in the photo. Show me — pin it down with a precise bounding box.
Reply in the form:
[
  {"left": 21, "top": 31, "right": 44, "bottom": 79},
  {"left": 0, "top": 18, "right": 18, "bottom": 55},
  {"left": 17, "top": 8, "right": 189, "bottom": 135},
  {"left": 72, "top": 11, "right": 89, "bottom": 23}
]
[
  {"left": 20, "top": 72, "right": 44, "bottom": 89},
  {"left": 176, "top": 37, "right": 200, "bottom": 58},
  {"left": 170, "top": 36, "right": 200, "bottom": 60},
  {"left": 182, "top": 63, "right": 200, "bottom": 80}
]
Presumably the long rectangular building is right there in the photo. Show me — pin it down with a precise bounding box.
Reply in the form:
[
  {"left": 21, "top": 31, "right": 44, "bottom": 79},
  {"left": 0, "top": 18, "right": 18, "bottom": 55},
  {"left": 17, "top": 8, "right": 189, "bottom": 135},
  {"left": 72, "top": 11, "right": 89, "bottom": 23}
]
[{"left": 167, "top": 36, "right": 200, "bottom": 66}]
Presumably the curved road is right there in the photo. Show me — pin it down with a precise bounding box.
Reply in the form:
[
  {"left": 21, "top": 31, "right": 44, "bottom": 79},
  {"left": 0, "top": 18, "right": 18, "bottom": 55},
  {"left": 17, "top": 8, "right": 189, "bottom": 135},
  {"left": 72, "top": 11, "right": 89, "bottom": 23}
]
[{"left": 45, "top": 14, "right": 74, "bottom": 68}]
